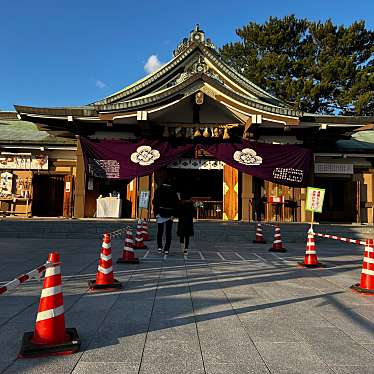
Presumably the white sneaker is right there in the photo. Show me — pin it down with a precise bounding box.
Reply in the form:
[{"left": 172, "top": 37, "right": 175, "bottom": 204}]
[{"left": 157, "top": 248, "right": 162, "bottom": 253}]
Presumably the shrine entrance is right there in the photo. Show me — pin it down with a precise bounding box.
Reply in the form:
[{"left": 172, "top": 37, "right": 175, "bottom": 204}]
[{"left": 157, "top": 164, "right": 224, "bottom": 220}]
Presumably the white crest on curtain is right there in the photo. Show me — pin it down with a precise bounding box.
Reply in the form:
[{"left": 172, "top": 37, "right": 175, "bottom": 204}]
[
  {"left": 233, "top": 148, "right": 262, "bottom": 166},
  {"left": 130, "top": 146, "right": 161, "bottom": 166}
]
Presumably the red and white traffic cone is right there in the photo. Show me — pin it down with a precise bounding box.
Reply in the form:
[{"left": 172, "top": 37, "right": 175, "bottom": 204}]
[
  {"left": 117, "top": 227, "right": 139, "bottom": 264},
  {"left": 351, "top": 239, "right": 374, "bottom": 295},
  {"left": 133, "top": 222, "right": 147, "bottom": 249},
  {"left": 253, "top": 223, "right": 266, "bottom": 244},
  {"left": 19, "top": 252, "right": 80, "bottom": 358},
  {"left": 298, "top": 227, "right": 323, "bottom": 268},
  {"left": 141, "top": 220, "right": 150, "bottom": 241},
  {"left": 269, "top": 225, "right": 286, "bottom": 252},
  {"left": 88, "top": 233, "right": 122, "bottom": 291}
]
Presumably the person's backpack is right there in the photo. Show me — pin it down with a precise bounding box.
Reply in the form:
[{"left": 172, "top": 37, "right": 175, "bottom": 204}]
[{"left": 158, "top": 184, "right": 177, "bottom": 217}]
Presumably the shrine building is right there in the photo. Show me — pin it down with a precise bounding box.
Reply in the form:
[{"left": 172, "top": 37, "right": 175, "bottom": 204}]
[{"left": 4, "top": 25, "right": 374, "bottom": 223}]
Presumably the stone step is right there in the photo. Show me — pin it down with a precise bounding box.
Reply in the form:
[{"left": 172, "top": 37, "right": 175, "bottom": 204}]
[{"left": 0, "top": 219, "right": 373, "bottom": 242}]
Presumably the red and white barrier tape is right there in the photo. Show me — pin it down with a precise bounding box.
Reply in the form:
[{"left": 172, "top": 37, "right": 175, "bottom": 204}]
[
  {"left": 313, "top": 232, "right": 366, "bottom": 246},
  {"left": 108, "top": 227, "right": 128, "bottom": 239},
  {"left": 0, "top": 262, "right": 54, "bottom": 296}
]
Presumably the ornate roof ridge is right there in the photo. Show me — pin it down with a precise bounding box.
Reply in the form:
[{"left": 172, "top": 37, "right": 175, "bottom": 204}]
[
  {"left": 90, "top": 45, "right": 197, "bottom": 107},
  {"left": 203, "top": 47, "right": 288, "bottom": 107},
  {"left": 94, "top": 73, "right": 301, "bottom": 117}
]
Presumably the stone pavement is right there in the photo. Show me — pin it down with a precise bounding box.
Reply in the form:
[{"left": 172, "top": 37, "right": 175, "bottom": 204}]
[{"left": 1, "top": 221, "right": 374, "bottom": 373}]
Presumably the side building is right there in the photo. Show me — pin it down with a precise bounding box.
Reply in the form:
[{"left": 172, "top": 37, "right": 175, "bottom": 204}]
[{"left": 0, "top": 111, "right": 76, "bottom": 217}]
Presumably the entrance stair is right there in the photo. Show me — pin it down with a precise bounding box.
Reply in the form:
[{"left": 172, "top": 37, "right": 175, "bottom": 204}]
[{"left": 0, "top": 219, "right": 373, "bottom": 243}]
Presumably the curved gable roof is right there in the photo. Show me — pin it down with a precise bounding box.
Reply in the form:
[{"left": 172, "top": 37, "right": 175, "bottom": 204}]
[{"left": 90, "top": 26, "right": 291, "bottom": 111}]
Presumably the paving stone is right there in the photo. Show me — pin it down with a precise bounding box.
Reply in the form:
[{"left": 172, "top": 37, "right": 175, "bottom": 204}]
[
  {"left": 256, "top": 341, "right": 334, "bottom": 374},
  {"left": 72, "top": 362, "right": 138, "bottom": 374},
  {"left": 331, "top": 365, "right": 374, "bottom": 374}
]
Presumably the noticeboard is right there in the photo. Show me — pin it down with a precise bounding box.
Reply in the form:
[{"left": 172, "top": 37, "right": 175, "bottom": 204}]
[{"left": 139, "top": 191, "right": 150, "bottom": 209}]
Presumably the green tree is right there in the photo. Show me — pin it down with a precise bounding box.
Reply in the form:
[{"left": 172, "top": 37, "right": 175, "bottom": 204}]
[{"left": 220, "top": 15, "right": 374, "bottom": 115}]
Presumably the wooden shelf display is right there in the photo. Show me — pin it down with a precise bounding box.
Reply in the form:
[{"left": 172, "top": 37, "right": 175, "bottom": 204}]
[{"left": 0, "top": 171, "right": 32, "bottom": 217}]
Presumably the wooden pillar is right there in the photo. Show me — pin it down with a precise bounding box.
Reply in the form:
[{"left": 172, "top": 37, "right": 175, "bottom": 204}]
[
  {"left": 363, "top": 171, "right": 374, "bottom": 224},
  {"left": 223, "top": 164, "right": 238, "bottom": 221},
  {"left": 73, "top": 138, "right": 86, "bottom": 218},
  {"left": 126, "top": 178, "right": 138, "bottom": 219},
  {"left": 63, "top": 175, "right": 74, "bottom": 218},
  {"left": 300, "top": 188, "right": 313, "bottom": 223},
  {"left": 241, "top": 173, "right": 253, "bottom": 221},
  {"left": 138, "top": 175, "right": 151, "bottom": 219}
]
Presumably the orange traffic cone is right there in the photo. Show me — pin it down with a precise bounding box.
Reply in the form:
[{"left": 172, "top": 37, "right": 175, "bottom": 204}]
[
  {"left": 351, "top": 239, "right": 374, "bottom": 295},
  {"left": 117, "top": 227, "right": 139, "bottom": 264},
  {"left": 88, "top": 233, "right": 122, "bottom": 291},
  {"left": 298, "top": 227, "right": 323, "bottom": 268},
  {"left": 18, "top": 252, "right": 80, "bottom": 358},
  {"left": 253, "top": 223, "right": 266, "bottom": 244},
  {"left": 133, "top": 222, "right": 147, "bottom": 249},
  {"left": 269, "top": 225, "right": 286, "bottom": 252},
  {"left": 141, "top": 220, "right": 150, "bottom": 241}
]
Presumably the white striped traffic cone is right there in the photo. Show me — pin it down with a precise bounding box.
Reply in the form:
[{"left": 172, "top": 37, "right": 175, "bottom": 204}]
[
  {"left": 253, "top": 223, "right": 266, "bottom": 244},
  {"left": 117, "top": 227, "right": 139, "bottom": 264},
  {"left": 299, "top": 227, "right": 323, "bottom": 268},
  {"left": 141, "top": 220, "right": 150, "bottom": 241},
  {"left": 88, "top": 233, "right": 122, "bottom": 291},
  {"left": 351, "top": 239, "right": 374, "bottom": 295},
  {"left": 133, "top": 222, "right": 147, "bottom": 249},
  {"left": 269, "top": 225, "right": 286, "bottom": 252},
  {"left": 19, "top": 252, "right": 80, "bottom": 357}
]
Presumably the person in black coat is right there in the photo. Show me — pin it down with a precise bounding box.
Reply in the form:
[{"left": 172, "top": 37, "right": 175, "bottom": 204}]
[
  {"left": 152, "top": 179, "right": 179, "bottom": 254},
  {"left": 176, "top": 192, "right": 195, "bottom": 255}
]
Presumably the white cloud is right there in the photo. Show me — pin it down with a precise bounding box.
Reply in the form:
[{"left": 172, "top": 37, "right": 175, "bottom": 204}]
[
  {"left": 95, "top": 80, "right": 106, "bottom": 89},
  {"left": 144, "top": 55, "right": 163, "bottom": 74}
]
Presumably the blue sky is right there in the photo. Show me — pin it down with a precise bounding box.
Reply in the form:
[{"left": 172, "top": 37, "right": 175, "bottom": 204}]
[{"left": 0, "top": 0, "right": 373, "bottom": 111}]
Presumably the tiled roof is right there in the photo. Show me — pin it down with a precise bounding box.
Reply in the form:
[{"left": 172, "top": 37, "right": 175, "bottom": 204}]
[{"left": 0, "top": 120, "right": 76, "bottom": 145}]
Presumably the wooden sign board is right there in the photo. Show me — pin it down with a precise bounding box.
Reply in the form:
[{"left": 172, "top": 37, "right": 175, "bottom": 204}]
[{"left": 306, "top": 187, "right": 325, "bottom": 213}]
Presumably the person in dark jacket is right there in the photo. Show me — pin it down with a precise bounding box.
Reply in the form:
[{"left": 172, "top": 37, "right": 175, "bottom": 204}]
[
  {"left": 152, "top": 179, "right": 179, "bottom": 254},
  {"left": 176, "top": 192, "right": 195, "bottom": 255}
]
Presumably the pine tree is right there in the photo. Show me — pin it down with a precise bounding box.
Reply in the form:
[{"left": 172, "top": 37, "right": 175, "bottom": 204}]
[{"left": 220, "top": 15, "right": 374, "bottom": 115}]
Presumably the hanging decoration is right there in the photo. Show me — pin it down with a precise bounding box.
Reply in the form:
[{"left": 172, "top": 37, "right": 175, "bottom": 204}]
[
  {"left": 203, "top": 127, "right": 210, "bottom": 137},
  {"left": 186, "top": 128, "right": 194, "bottom": 139},
  {"left": 175, "top": 127, "right": 183, "bottom": 138},
  {"left": 223, "top": 127, "right": 230, "bottom": 139},
  {"left": 213, "top": 128, "right": 220, "bottom": 137},
  {"left": 193, "top": 128, "right": 202, "bottom": 137}
]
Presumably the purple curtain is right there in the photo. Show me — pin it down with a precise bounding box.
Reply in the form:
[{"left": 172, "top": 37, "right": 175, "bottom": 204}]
[
  {"left": 80, "top": 138, "right": 312, "bottom": 186},
  {"left": 201, "top": 141, "right": 312, "bottom": 186},
  {"left": 80, "top": 138, "right": 194, "bottom": 180}
]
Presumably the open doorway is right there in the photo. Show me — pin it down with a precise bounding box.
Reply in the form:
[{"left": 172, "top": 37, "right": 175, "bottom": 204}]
[
  {"left": 156, "top": 168, "right": 223, "bottom": 219},
  {"left": 314, "top": 177, "right": 356, "bottom": 222},
  {"left": 32, "top": 175, "right": 64, "bottom": 217}
]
